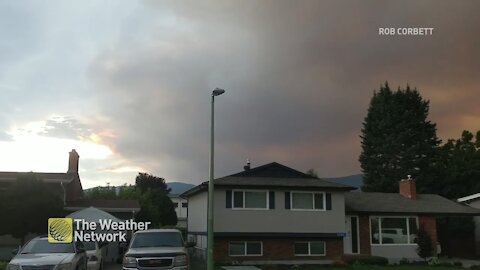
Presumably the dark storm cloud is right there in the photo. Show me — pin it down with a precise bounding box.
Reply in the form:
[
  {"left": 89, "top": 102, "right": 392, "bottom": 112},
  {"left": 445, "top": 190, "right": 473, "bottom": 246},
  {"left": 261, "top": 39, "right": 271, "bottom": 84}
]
[{"left": 89, "top": 0, "right": 480, "bottom": 183}]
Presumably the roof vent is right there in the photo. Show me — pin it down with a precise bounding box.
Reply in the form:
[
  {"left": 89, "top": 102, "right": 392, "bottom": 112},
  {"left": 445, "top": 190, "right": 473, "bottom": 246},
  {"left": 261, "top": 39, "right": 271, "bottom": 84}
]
[{"left": 243, "top": 159, "right": 251, "bottom": 171}]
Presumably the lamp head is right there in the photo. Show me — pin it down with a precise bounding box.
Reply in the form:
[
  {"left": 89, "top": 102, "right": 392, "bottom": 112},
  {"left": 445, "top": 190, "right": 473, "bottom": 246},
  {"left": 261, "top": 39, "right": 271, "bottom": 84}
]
[{"left": 212, "top": 88, "right": 226, "bottom": 96}]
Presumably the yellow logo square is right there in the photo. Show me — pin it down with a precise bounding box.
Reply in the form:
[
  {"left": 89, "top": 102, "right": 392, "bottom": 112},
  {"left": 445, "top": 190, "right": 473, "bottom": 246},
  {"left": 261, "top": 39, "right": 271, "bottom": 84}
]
[{"left": 48, "top": 218, "right": 73, "bottom": 243}]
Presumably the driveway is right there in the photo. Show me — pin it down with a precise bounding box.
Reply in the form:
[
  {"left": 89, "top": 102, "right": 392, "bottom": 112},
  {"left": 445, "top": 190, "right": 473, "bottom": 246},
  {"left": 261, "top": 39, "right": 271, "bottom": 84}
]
[{"left": 104, "top": 262, "right": 122, "bottom": 270}]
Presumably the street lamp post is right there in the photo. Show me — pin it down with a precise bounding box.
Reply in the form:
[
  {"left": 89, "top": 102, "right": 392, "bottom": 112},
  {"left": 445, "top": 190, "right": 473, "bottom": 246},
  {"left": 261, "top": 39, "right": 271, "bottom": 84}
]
[{"left": 207, "top": 88, "right": 225, "bottom": 270}]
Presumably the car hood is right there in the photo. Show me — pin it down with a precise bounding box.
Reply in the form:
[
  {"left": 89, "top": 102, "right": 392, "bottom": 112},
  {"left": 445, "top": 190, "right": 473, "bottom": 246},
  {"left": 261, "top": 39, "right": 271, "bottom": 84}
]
[
  {"left": 126, "top": 247, "right": 186, "bottom": 257},
  {"left": 10, "top": 253, "right": 75, "bottom": 265}
]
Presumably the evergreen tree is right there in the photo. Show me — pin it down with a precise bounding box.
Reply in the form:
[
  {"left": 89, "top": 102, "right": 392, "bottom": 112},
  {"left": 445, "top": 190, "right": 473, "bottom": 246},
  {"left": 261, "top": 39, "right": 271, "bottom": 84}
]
[
  {"left": 416, "top": 225, "right": 433, "bottom": 260},
  {"left": 360, "top": 82, "right": 440, "bottom": 192},
  {"left": 436, "top": 130, "right": 480, "bottom": 199}
]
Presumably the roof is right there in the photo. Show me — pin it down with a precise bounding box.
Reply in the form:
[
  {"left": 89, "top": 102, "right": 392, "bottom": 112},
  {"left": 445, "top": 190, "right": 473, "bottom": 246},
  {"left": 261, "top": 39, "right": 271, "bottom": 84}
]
[
  {"left": 457, "top": 193, "right": 480, "bottom": 203},
  {"left": 67, "top": 206, "right": 122, "bottom": 223},
  {"left": 182, "top": 162, "right": 356, "bottom": 197},
  {"left": 0, "top": 171, "right": 74, "bottom": 183},
  {"left": 345, "top": 192, "right": 480, "bottom": 216},
  {"left": 65, "top": 199, "right": 140, "bottom": 212},
  {"left": 134, "top": 229, "right": 181, "bottom": 234}
]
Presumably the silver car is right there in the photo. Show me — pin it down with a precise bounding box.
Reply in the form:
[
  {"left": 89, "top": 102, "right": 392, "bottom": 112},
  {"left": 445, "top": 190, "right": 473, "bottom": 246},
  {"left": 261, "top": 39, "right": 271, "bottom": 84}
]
[
  {"left": 7, "top": 236, "right": 88, "bottom": 270},
  {"left": 122, "top": 229, "right": 192, "bottom": 270}
]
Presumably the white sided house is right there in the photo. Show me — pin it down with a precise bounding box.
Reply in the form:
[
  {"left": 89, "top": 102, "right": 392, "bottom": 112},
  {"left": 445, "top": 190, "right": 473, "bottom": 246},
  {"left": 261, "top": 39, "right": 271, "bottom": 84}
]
[{"left": 182, "top": 162, "right": 480, "bottom": 264}]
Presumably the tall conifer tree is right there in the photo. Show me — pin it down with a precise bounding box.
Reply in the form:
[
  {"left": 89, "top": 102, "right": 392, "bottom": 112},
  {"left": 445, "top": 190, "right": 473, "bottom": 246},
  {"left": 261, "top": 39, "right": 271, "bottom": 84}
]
[{"left": 360, "top": 82, "right": 440, "bottom": 192}]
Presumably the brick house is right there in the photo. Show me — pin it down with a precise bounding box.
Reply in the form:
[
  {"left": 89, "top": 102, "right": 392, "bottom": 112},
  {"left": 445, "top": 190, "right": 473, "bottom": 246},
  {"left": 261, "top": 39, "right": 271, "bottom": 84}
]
[
  {"left": 0, "top": 149, "right": 140, "bottom": 260},
  {"left": 457, "top": 193, "right": 480, "bottom": 257},
  {"left": 345, "top": 179, "right": 479, "bottom": 260},
  {"left": 182, "top": 162, "right": 480, "bottom": 264}
]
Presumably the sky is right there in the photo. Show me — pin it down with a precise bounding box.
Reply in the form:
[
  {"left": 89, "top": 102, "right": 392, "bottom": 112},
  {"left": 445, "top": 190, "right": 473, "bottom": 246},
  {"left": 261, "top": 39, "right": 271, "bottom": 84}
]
[{"left": 0, "top": 0, "right": 479, "bottom": 189}]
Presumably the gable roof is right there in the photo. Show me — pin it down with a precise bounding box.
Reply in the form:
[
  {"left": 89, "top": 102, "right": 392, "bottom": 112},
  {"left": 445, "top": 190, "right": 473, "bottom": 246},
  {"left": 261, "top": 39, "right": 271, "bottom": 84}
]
[
  {"left": 229, "top": 162, "right": 315, "bottom": 178},
  {"left": 0, "top": 171, "right": 74, "bottom": 183},
  {"left": 345, "top": 192, "right": 480, "bottom": 216},
  {"left": 182, "top": 162, "right": 356, "bottom": 197},
  {"left": 457, "top": 193, "right": 480, "bottom": 203}
]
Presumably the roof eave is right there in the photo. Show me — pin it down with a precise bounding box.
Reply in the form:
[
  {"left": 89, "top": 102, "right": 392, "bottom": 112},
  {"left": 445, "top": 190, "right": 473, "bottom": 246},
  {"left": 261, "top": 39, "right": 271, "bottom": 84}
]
[{"left": 345, "top": 210, "right": 480, "bottom": 216}]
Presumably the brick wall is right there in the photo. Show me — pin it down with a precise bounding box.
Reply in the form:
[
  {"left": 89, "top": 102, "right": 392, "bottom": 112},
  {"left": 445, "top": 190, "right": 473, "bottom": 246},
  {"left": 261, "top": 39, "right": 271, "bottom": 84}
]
[
  {"left": 214, "top": 237, "right": 343, "bottom": 263},
  {"left": 358, "top": 215, "right": 371, "bottom": 255},
  {"left": 66, "top": 175, "right": 84, "bottom": 202},
  {"left": 419, "top": 216, "right": 437, "bottom": 254}
]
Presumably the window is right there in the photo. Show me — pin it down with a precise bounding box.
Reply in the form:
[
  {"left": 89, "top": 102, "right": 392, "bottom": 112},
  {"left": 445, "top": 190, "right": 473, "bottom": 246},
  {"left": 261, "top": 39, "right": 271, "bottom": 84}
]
[
  {"left": 173, "top": 202, "right": 179, "bottom": 208},
  {"left": 291, "top": 192, "right": 325, "bottom": 210},
  {"left": 370, "top": 217, "right": 418, "bottom": 245},
  {"left": 182, "top": 202, "right": 188, "bottom": 208},
  {"left": 294, "top": 241, "right": 326, "bottom": 256},
  {"left": 232, "top": 190, "right": 268, "bottom": 209},
  {"left": 228, "top": 241, "right": 262, "bottom": 256}
]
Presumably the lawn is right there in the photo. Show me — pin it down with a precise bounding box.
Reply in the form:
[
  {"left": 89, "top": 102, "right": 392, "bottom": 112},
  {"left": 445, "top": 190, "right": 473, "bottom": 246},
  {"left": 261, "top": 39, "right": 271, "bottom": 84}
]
[
  {"left": 331, "top": 266, "right": 462, "bottom": 270},
  {"left": 258, "top": 265, "right": 465, "bottom": 270}
]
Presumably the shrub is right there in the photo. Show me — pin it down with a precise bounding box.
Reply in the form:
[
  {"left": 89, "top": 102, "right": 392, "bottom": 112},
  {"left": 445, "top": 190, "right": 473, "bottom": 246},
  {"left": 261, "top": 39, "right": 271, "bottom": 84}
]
[
  {"left": 344, "top": 255, "right": 389, "bottom": 265},
  {"left": 416, "top": 224, "right": 433, "bottom": 260},
  {"left": 0, "top": 261, "right": 7, "bottom": 270}
]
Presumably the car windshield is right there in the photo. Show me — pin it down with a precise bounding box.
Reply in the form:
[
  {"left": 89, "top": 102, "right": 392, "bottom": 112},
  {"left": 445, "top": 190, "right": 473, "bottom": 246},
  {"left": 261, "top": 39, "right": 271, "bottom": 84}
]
[
  {"left": 21, "top": 239, "right": 75, "bottom": 254},
  {"left": 83, "top": 242, "right": 96, "bottom": 251},
  {"left": 130, "top": 232, "right": 183, "bottom": 248}
]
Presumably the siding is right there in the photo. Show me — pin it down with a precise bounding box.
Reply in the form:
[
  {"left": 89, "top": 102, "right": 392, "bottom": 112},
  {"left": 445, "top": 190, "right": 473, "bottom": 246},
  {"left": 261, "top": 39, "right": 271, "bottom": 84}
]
[
  {"left": 187, "top": 191, "right": 208, "bottom": 233},
  {"left": 214, "top": 188, "right": 346, "bottom": 233}
]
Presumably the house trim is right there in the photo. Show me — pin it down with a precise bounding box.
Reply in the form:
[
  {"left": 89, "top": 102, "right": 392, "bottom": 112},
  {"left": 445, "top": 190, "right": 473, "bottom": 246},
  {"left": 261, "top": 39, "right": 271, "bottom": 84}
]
[
  {"left": 214, "top": 232, "right": 345, "bottom": 238},
  {"left": 228, "top": 241, "right": 263, "bottom": 257},
  {"left": 290, "top": 191, "right": 326, "bottom": 211},
  {"left": 231, "top": 189, "right": 270, "bottom": 210}
]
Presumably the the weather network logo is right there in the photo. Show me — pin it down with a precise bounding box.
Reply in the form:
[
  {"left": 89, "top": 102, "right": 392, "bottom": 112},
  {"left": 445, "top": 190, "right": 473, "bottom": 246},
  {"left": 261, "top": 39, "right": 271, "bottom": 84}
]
[{"left": 48, "top": 218, "right": 73, "bottom": 243}]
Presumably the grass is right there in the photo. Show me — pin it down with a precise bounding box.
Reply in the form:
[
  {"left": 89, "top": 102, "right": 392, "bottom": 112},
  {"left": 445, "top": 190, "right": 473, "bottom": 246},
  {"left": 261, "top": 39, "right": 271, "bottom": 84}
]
[
  {"left": 258, "top": 265, "right": 464, "bottom": 270},
  {"left": 336, "top": 266, "right": 462, "bottom": 270}
]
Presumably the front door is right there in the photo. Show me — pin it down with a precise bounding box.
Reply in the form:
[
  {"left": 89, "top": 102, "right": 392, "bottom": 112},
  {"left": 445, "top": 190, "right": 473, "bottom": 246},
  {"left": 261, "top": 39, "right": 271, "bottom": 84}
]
[{"left": 344, "top": 216, "right": 360, "bottom": 254}]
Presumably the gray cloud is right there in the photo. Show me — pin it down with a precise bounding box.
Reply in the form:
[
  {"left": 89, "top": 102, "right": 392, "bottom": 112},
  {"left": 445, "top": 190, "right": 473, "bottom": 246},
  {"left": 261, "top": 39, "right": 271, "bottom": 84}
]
[
  {"left": 81, "top": 0, "right": 480, "bottom": 184},
  {"left": 40, "top": 116, "right": 94, "bottom": 140}
]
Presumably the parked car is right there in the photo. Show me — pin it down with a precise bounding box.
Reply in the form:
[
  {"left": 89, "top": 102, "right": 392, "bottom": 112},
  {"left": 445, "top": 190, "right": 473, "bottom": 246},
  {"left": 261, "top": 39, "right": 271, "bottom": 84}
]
[
  {"left": 373, "top": 228, "right": 416, "bottom": 244},
  {"left": 7, "top": 236, "right": 87, "bottom": 270},
  {"left": 83, "top": 242, "right": 105, "bottom": 270},
  {"left": 122, "top": 229, "right": 193, "bottom": 270}
]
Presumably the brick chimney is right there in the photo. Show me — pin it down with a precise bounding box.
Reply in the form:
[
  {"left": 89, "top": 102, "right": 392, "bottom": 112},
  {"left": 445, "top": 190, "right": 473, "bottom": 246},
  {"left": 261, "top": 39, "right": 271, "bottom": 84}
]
[
  {"left": 399, "top": 175, "right": 416, "bottom": 199},
  {"left": 68, "top": 149, "right": 79, "bottom": 173}
]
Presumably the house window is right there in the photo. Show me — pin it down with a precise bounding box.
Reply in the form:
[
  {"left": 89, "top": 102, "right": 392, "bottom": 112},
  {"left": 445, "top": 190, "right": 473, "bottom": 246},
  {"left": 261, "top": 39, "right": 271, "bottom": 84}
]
[
  {"left": 370, "top": 217, "right": 418, "bottom": 245},
  {"left": 228, "top": 241, "right": 262, "bottom": 256},
  {"left": 294, "top": 241, "right": 326, "bottom": 256},
  {"left": 182, "top": 202, "right": 188, "bottom": 208},
  {"left": 291, "top": 192, "right": 325, "bottom": 210},
  {"left": 173, "top": 202, "right": 179, "bottom": 208},
  {"left": 232, "top": 190, "right": 268, "bottom": 209}
]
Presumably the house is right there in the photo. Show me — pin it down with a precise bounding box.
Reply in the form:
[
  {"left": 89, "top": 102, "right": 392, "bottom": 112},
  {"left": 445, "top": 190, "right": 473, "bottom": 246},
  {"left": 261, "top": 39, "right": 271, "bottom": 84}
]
[
  {"left": 169, "top": 193, "right": 188, "bottom": 229},
  {"left": 0, "top": 149, "right": 140, "bottom": 260},
  {"left": 458, "top": 193, "right": 480, "bottom": 257},
  {"left": 0, "top": 149, "right": 140, "bottom": 218},
  {"left": 345, "top": 181, "right": 479, "bottom": 260},
  {"left": 0, "top": 149, "right": 84, "bottom": 203},
  {"left": 182, "top": 162, "right": 355, "bottom": 264},
  {"left": 182, "top": 162, "right": 480, "bottom": 264}
]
